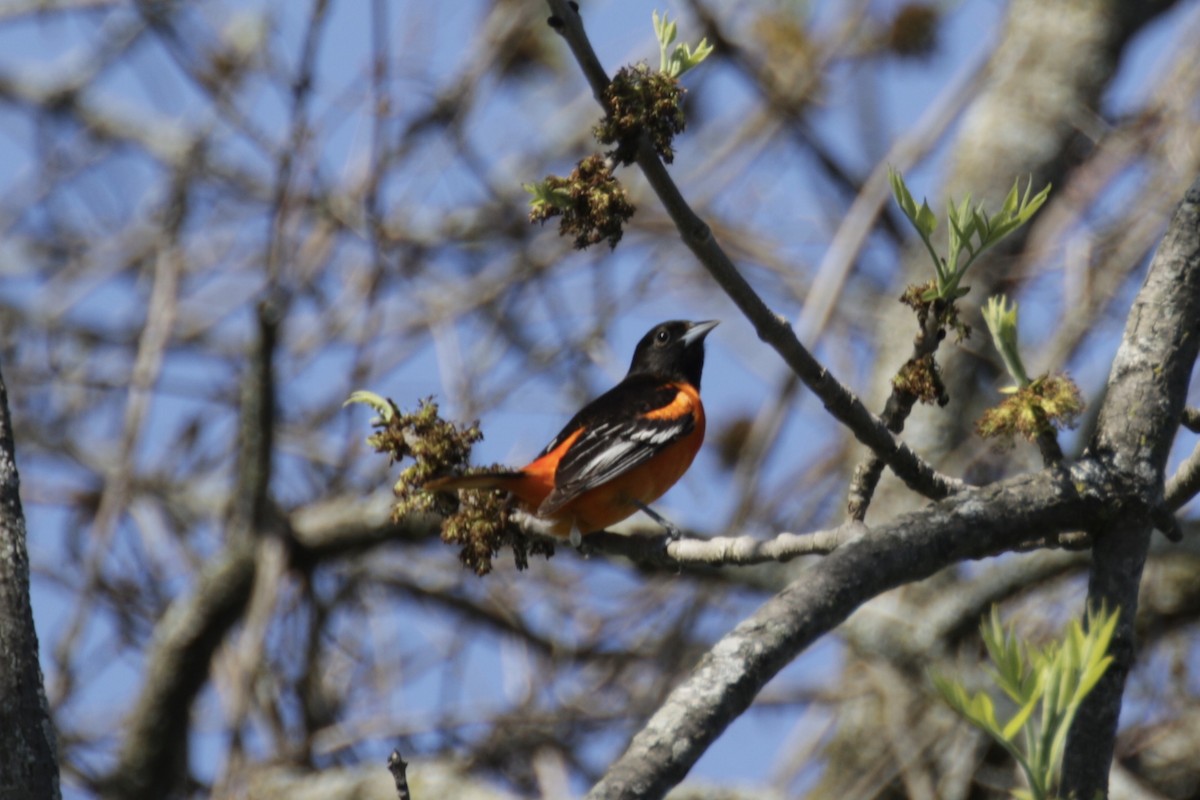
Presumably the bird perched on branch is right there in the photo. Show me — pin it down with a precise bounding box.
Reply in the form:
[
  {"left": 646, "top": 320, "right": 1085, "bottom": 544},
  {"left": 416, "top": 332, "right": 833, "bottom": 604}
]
[{"left": 426, "top": 319, "right": 718, "bottom": 545}]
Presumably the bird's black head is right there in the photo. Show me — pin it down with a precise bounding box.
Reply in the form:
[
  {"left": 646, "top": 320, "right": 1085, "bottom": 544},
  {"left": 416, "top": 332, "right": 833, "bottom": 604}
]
[{"left": 626, "top": 320, "right": 719, "bottom": 388}]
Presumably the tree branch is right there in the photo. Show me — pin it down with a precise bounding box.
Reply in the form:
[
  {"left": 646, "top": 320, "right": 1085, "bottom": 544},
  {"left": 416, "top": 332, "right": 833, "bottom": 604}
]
[
  {"left": 388, "top": 750, "right": 411, "bottom": 800},
  {"left": 105, "top": 294, "right": 285, "bottom": 798},
  {"left": 582, "top": 524, "right": 861, "bottom": 568},
  {"left": 1164, "top": 436, "right": 1200, "bottom": 510},
  {"left": 587, "top": 466, "right": 1107, "bottom": 799},
  {"left": 1062, "top": 173, "right": 1200, "bottom": 799},
  {"left": 543, "top": 0, "right": 963, "bottom": 505},
  {"left": 0, "top": 361, "right": 61, "bottom": 798}
]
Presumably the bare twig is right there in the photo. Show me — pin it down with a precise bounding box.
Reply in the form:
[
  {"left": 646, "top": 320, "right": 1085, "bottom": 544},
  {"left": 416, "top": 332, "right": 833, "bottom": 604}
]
[
  {"left": 847, "top": 303, "right": 945, "bottom": 521},
  {"left": 581, "top": 524, "right": 863, "bottom": 568},
  {"left": 388, "top": 749, "right": 412, "bottom": 800},
  {"left": 1165, "top": 437, "right": 1200, "bottom": 511},
  {"left": 105, "top": 288, "right": 286, "bottom": 798}
]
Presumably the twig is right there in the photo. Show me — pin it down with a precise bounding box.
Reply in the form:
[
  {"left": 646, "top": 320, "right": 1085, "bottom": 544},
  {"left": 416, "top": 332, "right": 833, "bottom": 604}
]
[
  {"left": 847, "top": 305, "right": 945, "bottom": 521},
  {"left": 1034, "top": 428, "right": 1065, "bottom": 467},
  {"left": 582, "top": 524, "right": 865, "bottom": 568},
  {"left": 51, "top": 164, "right": 188, "bottom": 708},
  {"left": 388, "top": 749, "right": 411, "bottom": 800},
  {"left": 105, "top": 281, "right": 286, "bottom": 798},
  {"left": 510, "top": 510, "right": 864, "bottom": 568},
  {"left": 1165, "top": 438, "right": 1200, "bottom": 512},
  {"left": 543, "top": 0, "right": 963, "bottom": 504}
]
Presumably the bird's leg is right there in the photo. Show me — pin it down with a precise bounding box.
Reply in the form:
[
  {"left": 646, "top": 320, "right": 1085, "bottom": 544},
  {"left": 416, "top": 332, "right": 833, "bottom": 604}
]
[
  {"left": 569, "top": 525, "right": 583, "bottom": 549},
  {"left": 633, "top": 501, "right": 683, "bottom": 540}
]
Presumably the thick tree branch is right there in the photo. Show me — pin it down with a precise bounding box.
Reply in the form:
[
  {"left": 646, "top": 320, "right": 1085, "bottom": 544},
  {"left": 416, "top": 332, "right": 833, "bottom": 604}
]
[
  {"left": 0, "top": 363, "right": 61, "bottom": 799},
  {"left": 586, "top": 466, "right": 1108, "bottom": 799},
  {"left": 1062, "top": 173, "right": 1200, "bottom": 799}
]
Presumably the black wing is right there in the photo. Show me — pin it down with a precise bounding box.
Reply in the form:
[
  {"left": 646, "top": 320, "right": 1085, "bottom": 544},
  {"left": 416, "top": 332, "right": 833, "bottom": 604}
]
[{"left": 537, "top": 376, "right": 693, "bottom": 516}]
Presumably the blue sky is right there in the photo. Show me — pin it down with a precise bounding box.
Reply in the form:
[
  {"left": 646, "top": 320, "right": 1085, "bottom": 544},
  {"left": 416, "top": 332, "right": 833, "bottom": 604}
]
[{"left": 3, "top": 0, "right": 1198, "bottom": 796}]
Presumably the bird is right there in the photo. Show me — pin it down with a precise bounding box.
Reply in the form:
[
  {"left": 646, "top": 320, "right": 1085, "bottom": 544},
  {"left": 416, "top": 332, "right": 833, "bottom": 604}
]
[{"left": 426, "top": 319, "right": 718, "bottom": 544}]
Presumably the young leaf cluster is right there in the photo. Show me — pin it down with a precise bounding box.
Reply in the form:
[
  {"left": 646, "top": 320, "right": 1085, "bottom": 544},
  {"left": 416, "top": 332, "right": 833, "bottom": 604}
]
[
  {"left": 525, "top": 154, "right": 636, "bottom": 249},
  {"left": 890, "top": 169, "right": 1050, "bottom": 302},
  {"left": 982, "top": 295, "right": 1030, "bottom": 388},
  {"left": 976, "top": 295, "right": 1083, "bottom": 447},
  {"left": 654, "top": 10, "right": 713, "bottom": 78},
  {"left": 345, "top": 393, "right": 553, "bottom": 575},
  {"left": 526, "top": 11, "right": 711, "bottom": 246},
  {"left": 595, "top": 63, "right": 686, "bottom": 164},
  {"left": 344, "top": 393, "right": 482, "bottom": 517},
  {"left": 932, "top": 605, "right": 1118, "bottom": 800},
  {"left": 975, "top": 375, "right": 1084, "bottom": 447}
]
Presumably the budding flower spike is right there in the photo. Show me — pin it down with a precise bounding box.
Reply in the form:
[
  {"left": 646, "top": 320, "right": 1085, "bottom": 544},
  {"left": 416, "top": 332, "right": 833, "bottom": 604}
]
[{"left": 976, "top": 295, "right": 1083, "bottom": 447}]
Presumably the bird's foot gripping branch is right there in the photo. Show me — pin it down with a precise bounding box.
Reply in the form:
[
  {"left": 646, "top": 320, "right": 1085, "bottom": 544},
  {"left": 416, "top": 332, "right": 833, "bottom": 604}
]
[{"left": 345, "top": 392, "right": 554, "bottom": 575}]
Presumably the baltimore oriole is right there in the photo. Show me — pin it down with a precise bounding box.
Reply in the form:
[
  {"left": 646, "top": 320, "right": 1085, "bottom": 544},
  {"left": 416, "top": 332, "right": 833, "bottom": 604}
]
[{"left": 426, "top": 319, "right": 718, "bottom": 543}]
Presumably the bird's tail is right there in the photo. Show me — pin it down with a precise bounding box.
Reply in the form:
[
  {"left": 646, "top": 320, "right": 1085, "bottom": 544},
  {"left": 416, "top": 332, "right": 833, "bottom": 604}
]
[
  {"left": 424, "top": 469, "right": 567, "bottom": 537},
  {"left": 423, "top": 470, "right": 529, "bottom": 494}
]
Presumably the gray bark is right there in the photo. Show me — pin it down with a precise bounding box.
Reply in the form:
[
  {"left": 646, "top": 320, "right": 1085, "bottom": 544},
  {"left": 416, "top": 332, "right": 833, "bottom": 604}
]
[{"left": 0, "top": 363, "right": 61, "bottom": 800}]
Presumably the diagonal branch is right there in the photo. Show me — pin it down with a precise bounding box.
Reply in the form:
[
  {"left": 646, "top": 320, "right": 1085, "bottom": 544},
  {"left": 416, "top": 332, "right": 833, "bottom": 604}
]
[{"left": 544, "top": 0, "right": 962, "bottom": 504}]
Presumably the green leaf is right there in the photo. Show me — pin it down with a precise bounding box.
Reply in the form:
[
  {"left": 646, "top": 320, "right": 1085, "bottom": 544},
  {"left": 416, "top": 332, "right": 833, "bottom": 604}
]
[
  {"left": 1002, "top": 693, "right": 1040, "bottom": 742},
  {"left": 982, "top": 607, "right": 1026, "bottom": 702},
  {"left": 672, "top": 37, "right": 714, "bottom": 76},
  {"left": 889, "top": 167, "right": 918, "bottom": 220},
  {"left": 937, "top": 603, "right": 1119, "bottom": 800},
  {"left": 524, "top": 180, "right": 572, "bottom": 211},
  {"left": 982, "top": 295, "right": 1030, "bottom": 387},
  {"left": 890, "top": 167, "right": 945, "bottom": 283},
  {"left": 915, "top": 200, "right": 938, "bottom": 239},
  {"left": 654, "top": 10, "right": 710, "bottom": 77},
  {"left": 999, "top": 178, "right": 1021, "bottom": 218},
  {"left": 932, "top": 675, "right": 1001, "bottom": 737},
  {"left": 344, "top": 390, "right": 395, "bottom": 422},
  {"left": 891, "top": 173, "right": 1051, "bottom": 302},
  {"left": 1040, "top": 650, "right": 1064, "bottom": 722}
]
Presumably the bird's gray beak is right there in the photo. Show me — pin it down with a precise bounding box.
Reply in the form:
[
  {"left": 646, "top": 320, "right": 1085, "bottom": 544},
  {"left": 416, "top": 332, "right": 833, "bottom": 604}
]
[{"left": 682, "top": 320, "right": 719, "bottom": 345}]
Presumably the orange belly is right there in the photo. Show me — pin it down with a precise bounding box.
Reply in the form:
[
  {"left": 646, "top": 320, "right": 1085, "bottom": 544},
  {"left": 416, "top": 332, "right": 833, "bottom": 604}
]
[{"left": 556, "top": 427, "right": 703, "bottom": 533}]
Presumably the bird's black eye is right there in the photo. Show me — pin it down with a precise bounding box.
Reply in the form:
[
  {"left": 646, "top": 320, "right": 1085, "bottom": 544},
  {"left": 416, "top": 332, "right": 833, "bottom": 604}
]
[{"left": 654, "top": 328, "right": 671, "bottom": 346}]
